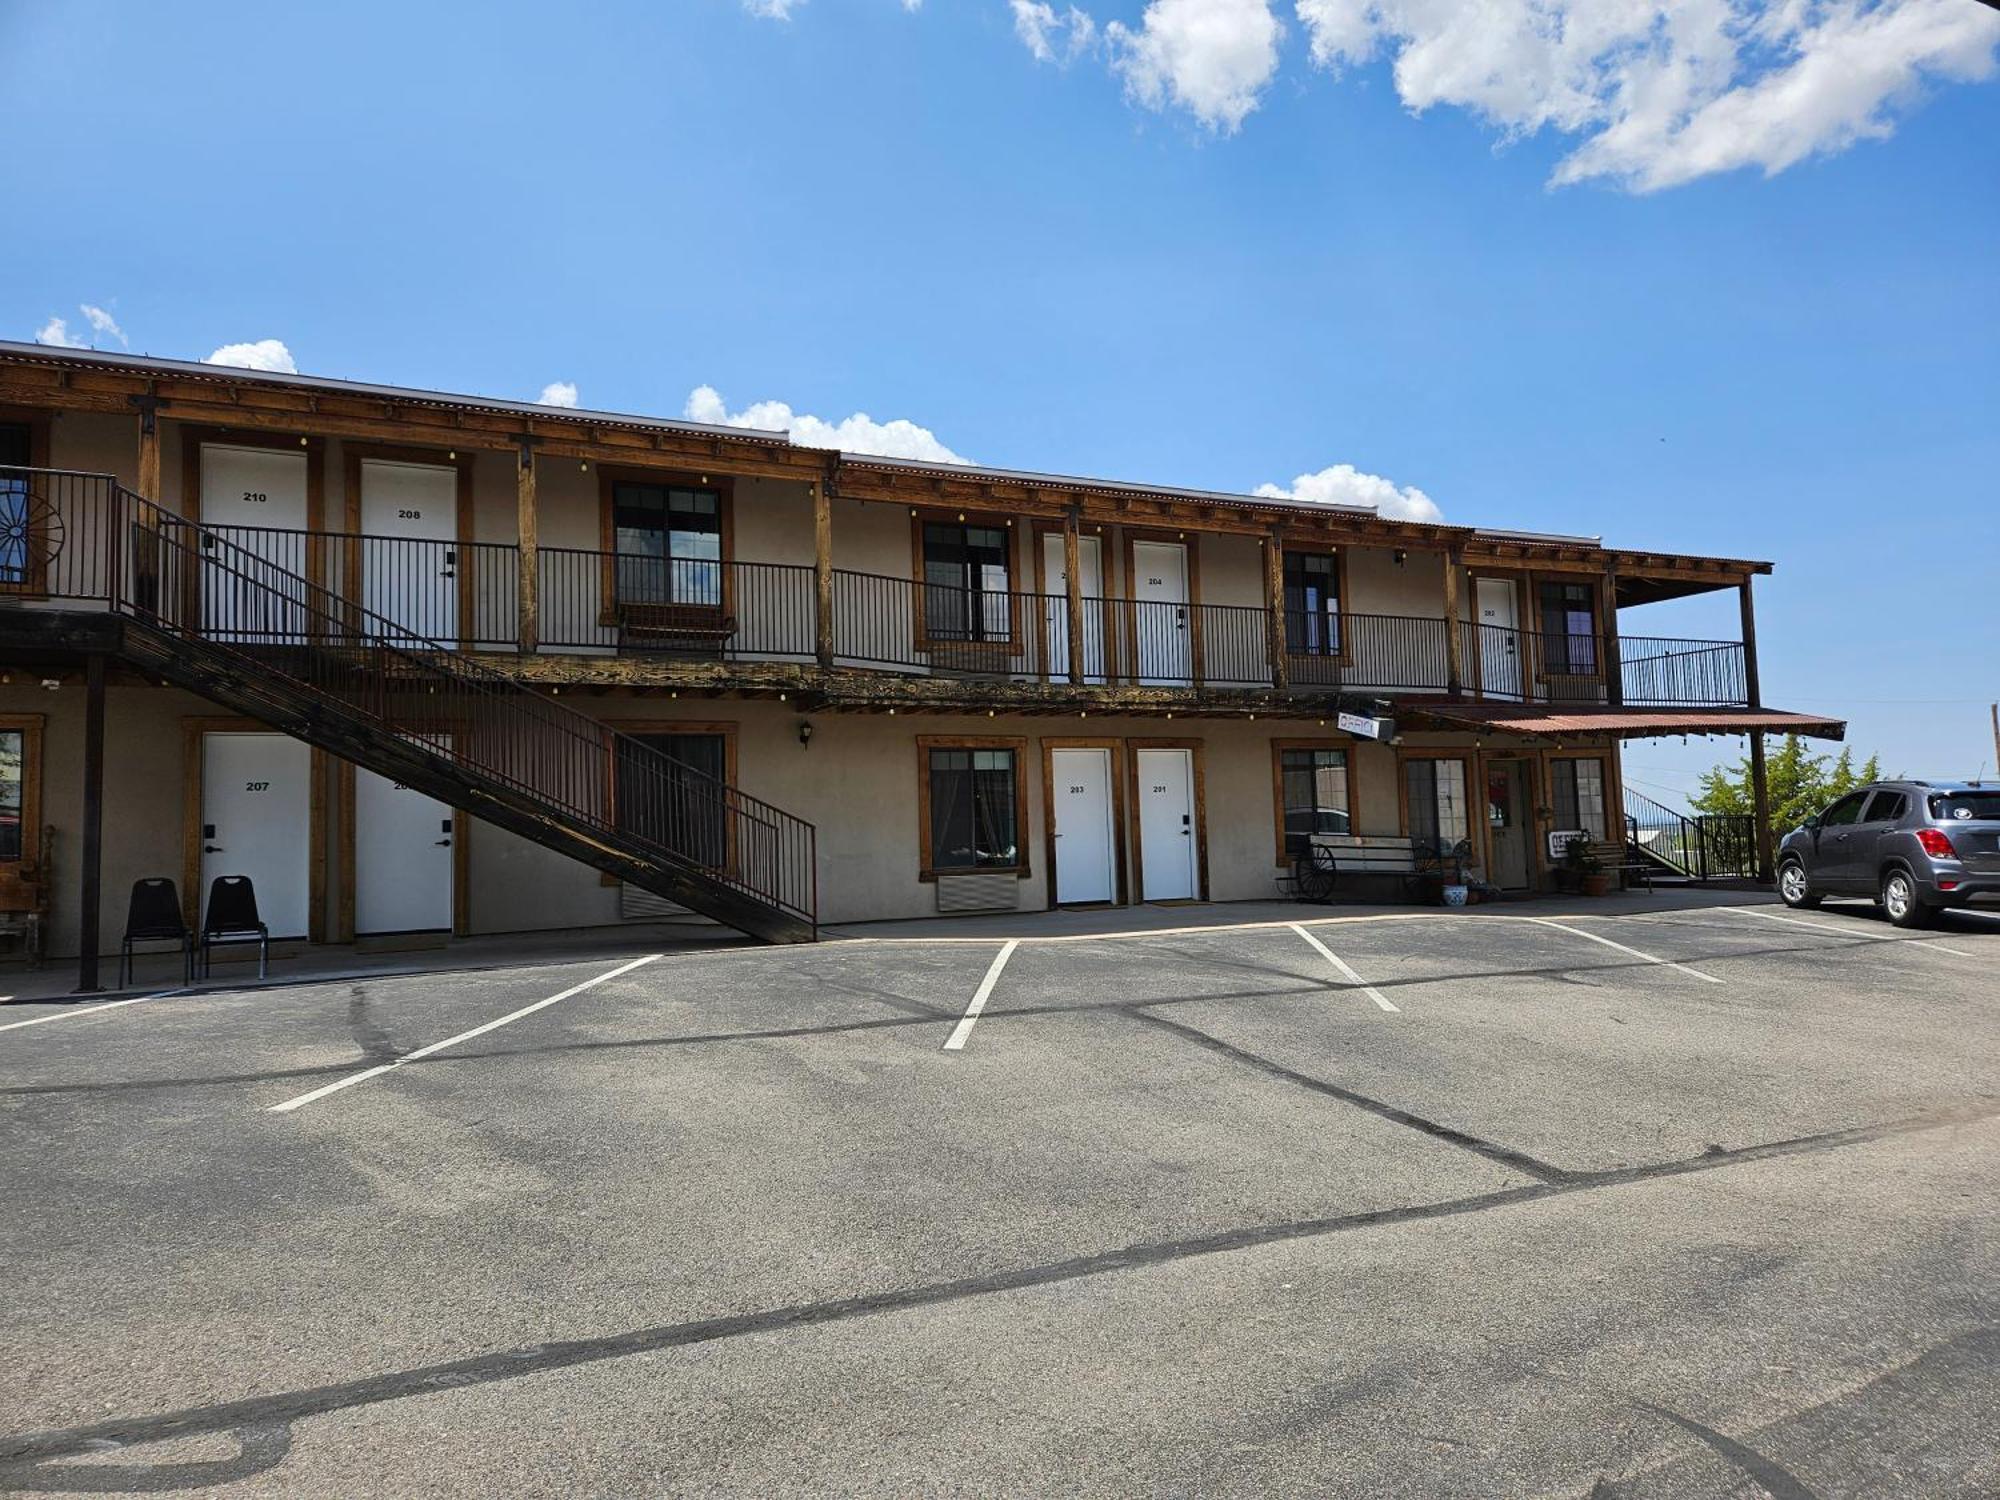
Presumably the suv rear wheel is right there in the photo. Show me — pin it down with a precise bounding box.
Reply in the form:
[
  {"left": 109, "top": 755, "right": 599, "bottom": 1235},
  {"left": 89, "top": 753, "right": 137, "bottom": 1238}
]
[
  {"left": 1882, "top": 868, "right": 1933, "bottom": 930},
  {"left": 1778, "top": 859, "right": 1820, "bottom": 909}
]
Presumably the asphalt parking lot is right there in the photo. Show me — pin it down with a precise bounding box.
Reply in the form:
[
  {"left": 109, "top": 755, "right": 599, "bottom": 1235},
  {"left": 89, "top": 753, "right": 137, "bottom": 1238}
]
[{"left": 2, "top": 895, "right": 1997, "bottom": 1497}]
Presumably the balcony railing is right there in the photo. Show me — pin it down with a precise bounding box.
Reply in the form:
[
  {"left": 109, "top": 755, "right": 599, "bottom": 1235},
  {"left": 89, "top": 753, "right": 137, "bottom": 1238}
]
[{"left": 0, "top": 499, "right": 1750, "bottom": 707}]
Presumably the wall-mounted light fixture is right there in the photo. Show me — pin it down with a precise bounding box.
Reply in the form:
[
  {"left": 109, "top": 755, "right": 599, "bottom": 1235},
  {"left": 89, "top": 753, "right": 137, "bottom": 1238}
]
[
  {"left": 1392, "top": 549, "right": 1407, "bottom": 566},
  {"left": 797, "top": 720, "right": 813, "bottom": 749}
]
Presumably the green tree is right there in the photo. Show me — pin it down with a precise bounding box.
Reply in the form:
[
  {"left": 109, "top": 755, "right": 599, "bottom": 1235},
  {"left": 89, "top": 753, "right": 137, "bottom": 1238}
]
[{"left": 1692, "top": 735, "right": 1883, "bottom": 834}]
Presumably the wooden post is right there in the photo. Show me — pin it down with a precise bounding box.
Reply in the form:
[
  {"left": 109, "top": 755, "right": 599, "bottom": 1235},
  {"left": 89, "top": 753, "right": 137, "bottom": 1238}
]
[
  {"left": 1602, "top": 565, "right": 1624, "bottom": 709},
  {"left": 74, "top": 653, "right": 106, "bottom": 994},
  {"left": 1063, "top": 507, "right": 1086, "bottom": 687},
  {"left": 814, "top": 478, "right": 835, "bottom": 669},
  {"left": 1263, "top": 528, "right": 1288, "bottom": 692},
  {"left": 515, "top": 440, "right": 539, "bottom": 654},
  {"left": 1739, "top": 577, "right": 1774, "bottom": 883},
  {"left": 130, "top": 394, "right": 164, "bottom": 503},
  {"left": 1442, "top": 547, "right": 1464, "bottom": 700}
]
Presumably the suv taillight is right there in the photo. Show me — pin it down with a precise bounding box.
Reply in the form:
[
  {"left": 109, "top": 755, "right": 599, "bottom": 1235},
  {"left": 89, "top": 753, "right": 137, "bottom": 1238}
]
[{"left": 1915, "top": 828, "right": 1957, "bottom": 859}]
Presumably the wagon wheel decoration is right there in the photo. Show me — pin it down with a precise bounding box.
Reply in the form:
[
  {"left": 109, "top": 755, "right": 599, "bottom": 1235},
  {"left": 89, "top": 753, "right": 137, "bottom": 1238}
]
[{"left": 0, "top": 482, "right": 65, "bottom": 574}]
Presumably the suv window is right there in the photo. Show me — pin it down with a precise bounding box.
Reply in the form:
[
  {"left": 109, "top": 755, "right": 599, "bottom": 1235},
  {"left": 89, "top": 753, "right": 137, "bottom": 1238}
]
[
  {"left": 1932, "top": 791, "right": 2000, "bottom": 821},
  {"left": 1862, "top": 790, "right": 1907, "bottom": 823},
  {"left": 1820, "top": 792, "right": 1868, "bottom": 828}
]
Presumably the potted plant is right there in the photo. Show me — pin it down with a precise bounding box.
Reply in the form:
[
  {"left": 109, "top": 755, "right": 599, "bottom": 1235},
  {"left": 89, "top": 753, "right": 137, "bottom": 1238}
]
[
  {"left": 1574, "top": 843, "right": 1610, "bottom": 897},
  {"left": 1554, "top": 836, "right": 1587, "bottom": 894}
]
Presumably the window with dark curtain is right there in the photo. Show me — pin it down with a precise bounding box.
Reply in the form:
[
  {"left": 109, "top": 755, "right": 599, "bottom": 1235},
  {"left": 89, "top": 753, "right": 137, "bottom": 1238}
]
[
  {"left": 928, "top": 747, "right": 1019, "bottom": 870},
  {"left": 1537, "top": 581, "right": 1598, "bottom": 675},
  {"left": 1282, "top": 551, "right": 1341, "bottom": 656},
  {"left": 1279, "top": 747, "right": 1350, "bottom": 856},
  {"left": 0, "top": 424, "right": 33, "bottom": 587},
  {"left": 1406, "top": 759, "right": 1470, "bottom": 856},
  {"left": 616, "top": 732, "right": 728, "bottom": 869},
  {"left": 922, "top": 523, "right": 1011, "bottom": 642},
  {"left": 613, "top": 482, "right": 722, "bottom": 607},
  {"left": 1551, "top": 758, "right": 1607, "bottom": 839},
  {"left": 0, "top": 728, "right": 22, "bottom": 862}
]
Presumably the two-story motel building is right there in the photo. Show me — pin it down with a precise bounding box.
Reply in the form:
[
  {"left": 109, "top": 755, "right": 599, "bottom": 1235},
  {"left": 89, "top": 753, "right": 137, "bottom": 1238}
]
[{"left": 0, "top": 342, "right": 1841, "bottom": 976}]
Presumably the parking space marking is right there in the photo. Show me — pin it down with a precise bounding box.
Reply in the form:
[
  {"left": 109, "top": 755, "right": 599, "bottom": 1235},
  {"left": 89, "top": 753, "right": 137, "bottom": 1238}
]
[
  {"left": 943, "top": 940, "right": 1018, "bottom": 1052},
  {"left": 267, "top": 953, "right": 663, "bottom": 1114},
  {"left": 0, "top": 990, "right": 187, "bottom": 1035},
  {"left": 1724, "top": 905, "right": 1977, "bottom": 957},
  {"left": 1289, "top": 924, "right": 1399, "bottom": 1012},
  {"left": 1532, "top": 918, "right": 1724, "bottom": 984}
]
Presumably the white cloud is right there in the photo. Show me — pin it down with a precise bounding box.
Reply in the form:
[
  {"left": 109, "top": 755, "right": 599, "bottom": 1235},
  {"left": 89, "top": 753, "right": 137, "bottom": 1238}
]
[
  {"left": 537, "top": 381, "right": 580, "bottom": 408},
  {"left": 685, "top": 385, "right": 971, "bottom": 464},
  {"left": 34, "top": 316, "right": 87, "bottom": 349},
  {"left": 1296, "top": 0, "right": 2000, "bottom": 192},
  {"left": 1256, "top": 463, "right": 1443, "bottom": 523},
  {"left": 1012, "top": 0, "right": 1098, "bottom": 63},
  {"left": 742, "top": 0, "right": 804, "bottom": 15},
  {"left": 80, "top": 304, "right": 126, "bottom": 346},
  {"left": 204, "top": 339, "right": 298, "bottom": 374},
  {"left": 1107, "top": 0, "right": 1283, "bottom": 131}
]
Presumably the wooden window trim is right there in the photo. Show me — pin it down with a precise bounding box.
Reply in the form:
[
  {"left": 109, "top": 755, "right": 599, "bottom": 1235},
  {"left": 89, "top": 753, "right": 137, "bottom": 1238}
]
[
  {"left": 597, "top": 467, "right": 735, "bottom": 630},
  {"left": 1277, "top": 541, "right": 1352, "bottom": 675},
  {"left": 342, "top": 441, "right": 477, "bottom": 646},
  {"left": 0, "top": 408, "right": 55, "bottom": 598},
  {"left": 1038, "top": 736, "right": 1128, "bottom": 907},
  {"left": 1119, "top": 529, "right": 1204, "bottom": 683},
  {"left": 1528, "top": 571, "right": 1610, "bottom": 688},
  {"left": 1124, "top": 737, "right": 1208, "bottom": 902},
  {"left": 596, "top": 721, "right": 741, "bottom": 887},
  {"left": 915, "top": 734, "right": 1031, "bottom": 883},
  {"left": 1541, "top": 744, "right": 1618, "bottom": 852},
  {"left": 909, "top": 509, "right": 1024, "bottom": 661},
  {"left": 1268, "top": 736, "right": 1359, "bottom": 867},
  {"left": 1395, "top": 747, "right": 1483, "bottom": 874},
  {"left": 0, "top": 712, "right": 46, "bottom": 875},
  {"left": 180, "top": 718, "right": 327, "bottom": 942},
  {"left": 1028, "top": 520, "right": 1120, "bottom": 682}
]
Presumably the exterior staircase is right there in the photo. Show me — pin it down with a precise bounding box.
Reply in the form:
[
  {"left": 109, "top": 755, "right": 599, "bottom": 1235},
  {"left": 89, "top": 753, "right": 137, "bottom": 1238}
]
[
  {"left": 0, "top": 469, "right": 816, "bottom": 943},
  {"left": 1623, "top": 788, "right": 1755, "bottom": 885}
]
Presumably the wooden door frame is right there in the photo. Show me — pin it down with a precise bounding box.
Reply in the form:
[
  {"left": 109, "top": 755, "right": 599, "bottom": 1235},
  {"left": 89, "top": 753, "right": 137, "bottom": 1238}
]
[
  {"left": 1467, "top": 572, "right": 1525, "bottom": 701},
  {"left": 343, "top": 441, "right": 479, "bottom": 647},
  {"left": 1040, "top": 737, "right": 1127, "bottom": 907},
  {"left": 1029, "top": 522, "right": 1116, "bottom": 683},
  {"left": 1125, "top": 737, "right": 1207, "bottom": 902},
  {"left": 1122, "top": 530, "right": 1201, "bottom": 685},
  {"left": 1482, "top": 752, "right": 1540, "bottom": 890},
  {"left": 181, "top": 428, "right": 330, "bottom": 631},
  {"left": 181, "top": 718, "right": 327, "bottom": 941},
  {"left": 336, "top": 730, "right": 472, "bottom": 941}
]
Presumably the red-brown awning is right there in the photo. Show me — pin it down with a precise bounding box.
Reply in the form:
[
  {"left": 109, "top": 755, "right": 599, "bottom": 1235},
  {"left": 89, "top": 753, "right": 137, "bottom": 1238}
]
[{"left": 1397, "top": 703, "right": 1845, "bottom": 741}]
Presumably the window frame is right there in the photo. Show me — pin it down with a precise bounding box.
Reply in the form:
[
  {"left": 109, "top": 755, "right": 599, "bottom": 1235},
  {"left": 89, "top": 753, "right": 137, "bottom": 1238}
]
[
  {"left": 0, "top": 713, "right": 45, "bottom": 875},
  {"left": 1399, "top": 751, "right": 1474, "bottom": 861},
  {"left": 598, "top": 720, "right": 740, "bottom": 886},
  {"left": 596, "top": 468, "right": 735, "bottom": 628},
  {"left": 1819, "top": 791, "right": 1869, "bottom": 828},
  {"left": 1269, "top": 737, "right": 1355, "bottom": 866},
  {"left": 1549, "top": 755, "right": 1610, "bottom": 843},
  {"left": 1280, "top": 547, "right": 1348, "bottom": 665},
  {"left": 0, "top": 410, "right": 56, "bottom": 596},
  {"left": 909, "top": 510, "right": 1021, "bottom": 656},
  {"left": 915, "top": 735, "right": 1030, "bottom": 882},
  {"left": 1532, "top": 574, "right": 1605, "bottom": 682}
]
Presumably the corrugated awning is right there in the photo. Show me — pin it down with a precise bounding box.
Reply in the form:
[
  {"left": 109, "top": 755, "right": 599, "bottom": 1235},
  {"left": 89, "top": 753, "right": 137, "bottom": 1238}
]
[{"left": 1398, "top": 704, "right": 1846, "bottom": 741}]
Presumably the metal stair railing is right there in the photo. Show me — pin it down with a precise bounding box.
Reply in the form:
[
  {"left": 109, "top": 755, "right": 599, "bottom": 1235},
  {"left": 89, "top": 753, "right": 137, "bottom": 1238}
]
[{"left": 2, "top": 466, "right": 816, "bottom": 932}]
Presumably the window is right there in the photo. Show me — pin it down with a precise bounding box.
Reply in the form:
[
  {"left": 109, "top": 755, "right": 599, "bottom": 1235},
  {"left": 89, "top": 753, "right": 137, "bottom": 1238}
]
[
  {"left": 1276, "top": 746, "right": 1350, "bottom": 859},
  {"left": 615, "top": 730, "right": 730, "bottom": 869},
  {"left": 923, "top": 743, "right": 1024, "bottom": 873},
  {"left": 0, "top": 423, "right": 36, "bottom": 589},
  {"left": 1932, "top": 791, "right": 2000, "bottom": 822},
  {"left": 1551, "top": 758, "right": 1609, "bottom": 841},
  {"left": 922, "top": 522, "right": 1012, "bottom": 643},
  {"left": 612, "top": 481, "right": 722, "bottom": 607},
  {"left": 1861, "top": 789, "right": 1907, "bottom": 823},
  {"left": 1282, "top": 551, "right": 1341, "bottom": 657},
  {"left": 1406, "top": 758, "right": 1470, "bottom": 856},
  {"left": 0, "top": 716, "right": 43, "bottom": 867},
  {"left": 1537, "top": 581, "right": 1599, "bottom": 676},
  {"left": 1819, "top": 792, "right": 1868, "bottom": 827}
]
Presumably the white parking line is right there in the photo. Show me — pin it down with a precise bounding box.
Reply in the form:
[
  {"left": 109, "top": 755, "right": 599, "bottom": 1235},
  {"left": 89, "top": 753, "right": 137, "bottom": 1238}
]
[
  {"left": 1531, "top": 918, "right": 1724, "bottom": 985},
  {"left": 1724, "top": 905, "right": 1976, "bottom": 958},
  {"left": 267, "top": 953, "right": 663, "bottom": 1114},
  {"left": 0, "top": 990, "right": 187, "bottom": 1034},
  {"left": 1289, "top": 924, "right": 1399, "bottom": 1012},
  {"left": 943, "top": 940, "right": 1019, "bottom": 1052}
]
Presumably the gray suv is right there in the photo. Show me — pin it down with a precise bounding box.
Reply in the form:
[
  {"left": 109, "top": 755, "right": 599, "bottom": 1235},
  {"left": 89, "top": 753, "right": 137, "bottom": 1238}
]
[{"left": 1778, "top": 780, "right": 2000, "bottom": 927}]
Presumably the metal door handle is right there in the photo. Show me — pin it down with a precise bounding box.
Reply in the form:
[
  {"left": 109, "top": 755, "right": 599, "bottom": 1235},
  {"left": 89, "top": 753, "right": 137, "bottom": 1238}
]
[{"left": 204, "top": 844, "right": 223, "bottom": 853}]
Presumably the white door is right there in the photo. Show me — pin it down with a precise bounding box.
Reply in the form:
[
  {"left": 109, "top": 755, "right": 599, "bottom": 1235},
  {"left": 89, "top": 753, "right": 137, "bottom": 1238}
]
[
  {"left": 199, "top": 444, "right": 311, "bottom": 642},
  {"left": 358, "top": 459, "right": 459, "bottom": 644},
  {"left": 1136, "top": 747, "right": 1198, "bottom": 901},
  {"left": 1051, "top": 747, "right": 1115, "bottom": 904},
  {"left": 1475, "top": 577, "right": 1522, "bottom": 700},
  {"left": 201, "top": 733, "right": 312, "bottom": 938},
  {"left": 1040, "top": 534, "right": 1106, "bottom": 683},
  {"left": 355, "top": 736, "right": 455, "bottom": 934},
  {"left": 1131, "top": 540, "right": 1191, "bottom": 685}
]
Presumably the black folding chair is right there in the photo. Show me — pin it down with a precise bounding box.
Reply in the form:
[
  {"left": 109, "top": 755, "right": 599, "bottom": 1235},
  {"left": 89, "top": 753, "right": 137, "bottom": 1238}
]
[
  {"left": 199, "top": 875, "right": 269, "bottom": 979},
  {"left": 119, "top": 877, "right": 192, "bottom": 987}
]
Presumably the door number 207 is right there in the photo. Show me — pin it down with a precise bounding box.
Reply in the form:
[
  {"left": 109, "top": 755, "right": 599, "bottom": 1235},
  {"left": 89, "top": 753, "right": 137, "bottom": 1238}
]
[{"left": 244, "top": 781, "right": 270, "bottom": 792}]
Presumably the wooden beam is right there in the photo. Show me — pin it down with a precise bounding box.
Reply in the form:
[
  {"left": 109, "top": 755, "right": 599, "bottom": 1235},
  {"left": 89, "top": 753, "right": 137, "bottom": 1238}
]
[
  {"left": 1442, "top": 546, "right": 1464, "bottom": 700},
  {"left": 1063, "top": 506, "right": 1085, "bottom": 687},
  {"left": 813, "top": 477, "right": 835, "bottom": 669},
  {"left": 131, "top": 396, "right": 164, "bottom": 504},
  {"left": 1740, "top": 576, "right": 1773, "bottom": 884},
  {"left": 516, "top": 441, "right": 539, "bottom": 654},
  {"left": 1263, "top": 529, "right": 1288, "bottom": 692},
  {"left": 1603, "top": 560, "right": 1624, "bottom": 709},
  {"left": 75, "top": 652, "right": 106, "bottom": 993}
]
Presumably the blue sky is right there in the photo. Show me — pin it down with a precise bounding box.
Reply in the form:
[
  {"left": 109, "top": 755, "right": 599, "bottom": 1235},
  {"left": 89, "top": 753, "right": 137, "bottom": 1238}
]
[{"left": 4, "top": 0, "right": 1996, "bottom": 799}]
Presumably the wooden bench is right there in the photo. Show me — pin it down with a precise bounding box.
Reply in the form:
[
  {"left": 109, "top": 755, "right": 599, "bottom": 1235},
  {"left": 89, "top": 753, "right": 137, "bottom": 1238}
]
[
  {"left": 1302, "top": 834, "right": 1422, "bottom": 904},
  {"left": 1585, "top": 838, "right": 1655, "bottom": 893},
  {"left": 616, "top": 602, "right": 737, "bottom": 655}
]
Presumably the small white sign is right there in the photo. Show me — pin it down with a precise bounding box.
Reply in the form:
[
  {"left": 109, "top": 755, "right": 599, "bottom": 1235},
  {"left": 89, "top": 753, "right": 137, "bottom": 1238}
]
[
  {"left": 1337, "top": 711, "right": 1389, "bottom": 740},
  {"left": 1548, "top": 828, "right": 1589, "bottom": 860}
]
